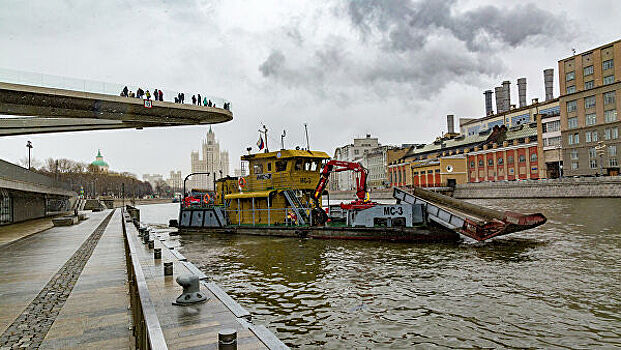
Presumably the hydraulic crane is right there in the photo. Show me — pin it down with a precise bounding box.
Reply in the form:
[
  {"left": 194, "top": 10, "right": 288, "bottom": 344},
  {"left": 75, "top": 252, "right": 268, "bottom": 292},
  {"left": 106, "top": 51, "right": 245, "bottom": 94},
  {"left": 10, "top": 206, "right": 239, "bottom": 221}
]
[{"left": 311, "top": 160, "right": 377, "bottom": 225}]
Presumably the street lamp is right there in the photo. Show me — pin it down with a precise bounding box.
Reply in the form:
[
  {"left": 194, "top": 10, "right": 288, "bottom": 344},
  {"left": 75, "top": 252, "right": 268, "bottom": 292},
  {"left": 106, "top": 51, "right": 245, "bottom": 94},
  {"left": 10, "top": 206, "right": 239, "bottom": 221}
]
[
  {"left": 595, "top": 141, "right": 607, "bottom": 176},
  {"left": 26, "top": 141, "right": 33, "bottom": 169},
  {"left": 556, "top": 144, "right": 562, "bottom": 178}
]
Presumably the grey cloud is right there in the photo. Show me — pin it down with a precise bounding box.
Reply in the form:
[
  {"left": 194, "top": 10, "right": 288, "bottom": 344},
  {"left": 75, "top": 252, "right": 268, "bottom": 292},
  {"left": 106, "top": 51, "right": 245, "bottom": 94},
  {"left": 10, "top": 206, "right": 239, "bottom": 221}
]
[{"left": 259, "top": 50, "right": 286, "bottom": 77}]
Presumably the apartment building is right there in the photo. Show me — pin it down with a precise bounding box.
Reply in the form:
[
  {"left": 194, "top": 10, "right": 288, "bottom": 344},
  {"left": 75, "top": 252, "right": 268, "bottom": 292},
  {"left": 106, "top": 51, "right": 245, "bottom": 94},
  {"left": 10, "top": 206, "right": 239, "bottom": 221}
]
[{"left": 559, "top": 40, "right": 621, "bottom": 176}]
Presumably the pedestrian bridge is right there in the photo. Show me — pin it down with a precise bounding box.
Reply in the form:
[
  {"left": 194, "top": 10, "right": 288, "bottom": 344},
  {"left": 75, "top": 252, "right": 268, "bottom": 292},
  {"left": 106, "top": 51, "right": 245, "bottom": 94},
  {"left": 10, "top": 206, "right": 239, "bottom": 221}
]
[{"left": 0, "top": 68, "right": 233, "bottom": 136}]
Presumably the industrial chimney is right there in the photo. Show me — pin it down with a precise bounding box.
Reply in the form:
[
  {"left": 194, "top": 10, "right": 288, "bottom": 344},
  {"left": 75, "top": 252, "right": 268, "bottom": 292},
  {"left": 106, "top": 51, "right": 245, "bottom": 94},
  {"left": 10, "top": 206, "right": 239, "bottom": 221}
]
[
  {"left": 484, "top": 90, "right": 493, "bottom": 115},
  {"left": 494, "top": 86, "right": 503, "bottom": 113},
  {"left": 544, "top": 68, "right": 554, "bottom": 101},
  {"left": 446, "top": 114, "right": 455, "bottom": 134},
  {"left": 517, "top": 78, "right": 527, "bottom": 108},
  {"left": 502, "top": 80, "right": 511, "bottom": 112}
]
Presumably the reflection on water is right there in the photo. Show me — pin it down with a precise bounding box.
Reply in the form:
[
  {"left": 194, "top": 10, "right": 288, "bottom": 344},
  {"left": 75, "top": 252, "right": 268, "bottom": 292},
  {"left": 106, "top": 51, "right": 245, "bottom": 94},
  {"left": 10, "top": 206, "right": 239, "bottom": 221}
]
[{"left": 142, "top": 199, "right": 621, "bottom": 349}]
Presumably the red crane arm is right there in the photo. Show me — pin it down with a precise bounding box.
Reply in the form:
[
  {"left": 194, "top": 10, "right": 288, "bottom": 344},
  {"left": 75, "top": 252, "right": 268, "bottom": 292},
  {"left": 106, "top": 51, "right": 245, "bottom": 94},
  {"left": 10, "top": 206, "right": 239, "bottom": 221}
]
[{"left": 312, "top": 160, "right": 368, "bottom": 204}]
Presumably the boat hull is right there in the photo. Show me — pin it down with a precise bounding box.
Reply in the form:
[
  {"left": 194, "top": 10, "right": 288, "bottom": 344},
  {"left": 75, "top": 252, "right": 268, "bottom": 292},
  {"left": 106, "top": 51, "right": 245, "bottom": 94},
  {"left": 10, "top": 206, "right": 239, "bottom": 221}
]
[{"left": 179, "top": 225, "right": 460, "bottom": 243}]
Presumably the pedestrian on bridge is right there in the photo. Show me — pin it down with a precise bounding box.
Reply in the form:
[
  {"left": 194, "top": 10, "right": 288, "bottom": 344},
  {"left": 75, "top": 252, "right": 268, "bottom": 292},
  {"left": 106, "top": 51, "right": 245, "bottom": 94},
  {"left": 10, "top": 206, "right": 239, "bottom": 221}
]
[
  {"left": 158, "top": 90, "right": 163, "bottom": 101},
  {"left": 203, "top": 96, "right": 208, "bottom": 106},
  {"left": 122, "top": 86, "right": 128, "bottom": 97},
  {"left": 192, "top": 95, "right": 197, "bottom": 105},
  {"left": 181, "top": 92, "right": 185, "bottom": 103},
  {"left": 145, "top": 90, "right": 151, "bottom": 100},
  {"left": 197, "top": 94, "right": 202, "bottom": 106}
]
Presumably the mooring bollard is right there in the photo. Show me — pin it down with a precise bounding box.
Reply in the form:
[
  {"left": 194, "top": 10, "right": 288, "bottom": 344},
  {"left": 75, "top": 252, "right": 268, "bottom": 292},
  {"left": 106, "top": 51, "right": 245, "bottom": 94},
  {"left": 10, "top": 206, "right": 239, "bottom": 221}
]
[
  {"left": 173, "top": 274, "right": 208, "bottom": 305},
  {"left": 148, "top": 239, "right": 154, "bottom": 249},
  {"left": 218, "top": 328, "right": 237, "bottom": 350},
  {"left": 154, "top": 248, "right": 162, "bottom": 260},
  {"left": 164, "top": 262, "right": 173, "bottom": 276}
]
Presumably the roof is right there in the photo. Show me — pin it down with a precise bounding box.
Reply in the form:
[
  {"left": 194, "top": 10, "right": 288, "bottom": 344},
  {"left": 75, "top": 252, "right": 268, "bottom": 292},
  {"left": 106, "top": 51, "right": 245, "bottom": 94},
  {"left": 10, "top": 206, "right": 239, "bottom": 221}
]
[
  {"left": 225, "top": 190, "right": 274, "bottom": 199},
  {"left": 91, "top": 160, "right": 109, "bottom": 167},
  {"left": 401, "top": 123, "right": 538, "bottom": 160},
  {"left": 241, "top": 149, "right": 330, "bottom": 161}
]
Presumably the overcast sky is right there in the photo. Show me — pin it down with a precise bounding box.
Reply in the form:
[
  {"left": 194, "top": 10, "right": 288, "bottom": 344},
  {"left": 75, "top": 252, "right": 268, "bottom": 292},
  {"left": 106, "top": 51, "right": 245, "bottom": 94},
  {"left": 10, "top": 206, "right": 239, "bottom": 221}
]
[{"left": 1, "top": 0, "right": 620, "bottom": 179}]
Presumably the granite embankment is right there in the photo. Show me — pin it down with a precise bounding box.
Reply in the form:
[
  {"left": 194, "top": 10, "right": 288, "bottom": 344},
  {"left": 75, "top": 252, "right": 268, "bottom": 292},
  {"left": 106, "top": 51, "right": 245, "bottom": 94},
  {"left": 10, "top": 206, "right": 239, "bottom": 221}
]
[{"left": 453, "top": 176, "right": 621, "bottom": 199}]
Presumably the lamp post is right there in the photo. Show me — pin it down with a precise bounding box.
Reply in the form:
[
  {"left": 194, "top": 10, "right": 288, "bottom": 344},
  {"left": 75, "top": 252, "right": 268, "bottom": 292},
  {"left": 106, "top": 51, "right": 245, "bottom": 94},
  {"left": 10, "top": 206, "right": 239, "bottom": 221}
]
[
  {"left": 556, "top": 144, "right": 562, "bottom": 178},
  {"left": 26, "top": 141, "right": 33, "bottom": 169},
  {"left": 595, "top": 141, "right": 607, "bottom": 176}
]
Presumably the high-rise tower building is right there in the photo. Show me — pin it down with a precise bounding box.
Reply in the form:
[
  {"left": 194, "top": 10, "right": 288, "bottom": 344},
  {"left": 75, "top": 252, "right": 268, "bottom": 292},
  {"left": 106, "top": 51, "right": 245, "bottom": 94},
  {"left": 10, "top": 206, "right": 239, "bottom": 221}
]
[{"left": 189, "top": 127, "right": 229, "bottom": 190}]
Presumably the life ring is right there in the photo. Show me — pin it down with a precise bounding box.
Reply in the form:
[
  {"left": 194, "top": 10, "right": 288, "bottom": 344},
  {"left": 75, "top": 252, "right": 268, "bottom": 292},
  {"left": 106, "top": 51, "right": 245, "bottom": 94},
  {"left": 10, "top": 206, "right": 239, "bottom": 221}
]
[
  {"left": 238, "top": 177, "right": 247, "bottom": 187},
  {"left": 203, "top": 193, "right": 211, "bottom": 204},
  {"left": 364, "top": 192, "right": 370, "bottom": 202}
]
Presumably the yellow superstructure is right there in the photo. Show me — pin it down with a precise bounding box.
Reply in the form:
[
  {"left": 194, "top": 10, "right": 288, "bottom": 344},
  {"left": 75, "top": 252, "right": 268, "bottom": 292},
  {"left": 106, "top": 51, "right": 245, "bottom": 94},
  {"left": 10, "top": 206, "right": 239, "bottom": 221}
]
[{"left": 215, "top": 149, "right": 330, "bottom": 225}]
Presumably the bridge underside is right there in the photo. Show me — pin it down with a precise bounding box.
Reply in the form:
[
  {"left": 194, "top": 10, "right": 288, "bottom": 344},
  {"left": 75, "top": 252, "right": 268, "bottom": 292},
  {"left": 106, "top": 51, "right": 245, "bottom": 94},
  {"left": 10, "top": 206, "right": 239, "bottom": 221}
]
[{"left": 0, "top": 82, "right": 233, "bottom": 136}]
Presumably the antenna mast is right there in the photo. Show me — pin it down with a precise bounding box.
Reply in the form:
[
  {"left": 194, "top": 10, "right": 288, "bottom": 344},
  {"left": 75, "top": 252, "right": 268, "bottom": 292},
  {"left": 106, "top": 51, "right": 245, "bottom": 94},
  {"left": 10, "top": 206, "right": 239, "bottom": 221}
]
[
  {"left": 281, "top": 130, "right": 286, "bottom": 149},
  {"left": 304, "top": 123, "right": 310, "bottom": 150}
]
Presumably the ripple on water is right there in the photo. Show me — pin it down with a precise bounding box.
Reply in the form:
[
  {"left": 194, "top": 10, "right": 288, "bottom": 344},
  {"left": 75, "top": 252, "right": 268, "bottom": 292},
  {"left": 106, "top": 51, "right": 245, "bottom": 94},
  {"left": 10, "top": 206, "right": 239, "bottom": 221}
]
[{"left": 147, "top": 199, "right": 621, "bottom": 349}]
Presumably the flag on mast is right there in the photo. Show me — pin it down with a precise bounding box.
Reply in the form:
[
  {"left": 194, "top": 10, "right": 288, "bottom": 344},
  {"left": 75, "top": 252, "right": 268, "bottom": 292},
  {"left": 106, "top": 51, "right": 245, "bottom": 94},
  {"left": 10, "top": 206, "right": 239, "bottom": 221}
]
[{"left": 257, "top": 135, "right": 265, "bottom": 150}]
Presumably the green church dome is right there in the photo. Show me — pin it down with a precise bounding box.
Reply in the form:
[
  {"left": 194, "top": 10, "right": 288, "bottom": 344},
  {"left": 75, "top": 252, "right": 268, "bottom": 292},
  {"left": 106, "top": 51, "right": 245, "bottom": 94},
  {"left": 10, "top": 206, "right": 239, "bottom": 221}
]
[{"left": 91, "top": 149, "right": 109, "bottom": 167}]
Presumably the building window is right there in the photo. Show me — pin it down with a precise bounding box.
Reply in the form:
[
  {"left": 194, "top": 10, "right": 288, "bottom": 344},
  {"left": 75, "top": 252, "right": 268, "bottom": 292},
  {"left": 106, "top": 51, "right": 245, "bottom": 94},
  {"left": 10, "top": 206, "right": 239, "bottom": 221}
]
[
  {"left": 604, "top": 91, "right": 616, "bottom": 105},
  {"left": 566, "top": 71, "right": 575, "bottom": 81},
  {"left": 603, "top": 59, "right": 614, "bottom": 70},
  {"left": 543, "top": 120, "right": 561, "bottom": 133},
  {"left": 571, "top": 150, "right": 579, "bottom": 160},
  {"left": 603, "top": 75, "right": 615, "bottom": 85},
  {"left": 566, "top": 85, "right": 576, "bottom": 94},
  {"left": 590, "top": 159, "right": 598, "bottom": 169},
  {"left": 589, "top": 147, "right": 597, "bottom": 158},
  {"left": 519, "top": 155, "right": 526, "bottom": 163},
  {"left": 530, "top": 153, "right": 537, "bottom": 162},
  {"left": 605, "top": 128, "right": 611, "bottom": 140},
  {"left": 571, "top": 162, "right": 579, "bottom": 169},
  {"left": 568, "top": 117, "right": 578, "bottom": 129},
  {"left": 478, "top": 159, "right": 483, "bottom": 167},
  {"left": 574, "top": 133, "right": 580, "bottom": 144},
  {"left": 568, "top": 134, "right": 574, "bottom": 145},
  {"left": 498, "top": 157, "right": 504, "bottom": 165},
  {"left": 592, "top": 131, "right": 599, "bottom": 142},
  {"left": 613, "top": 127, "right": 619, "bottom": 139},
  {"left": 488, "top": 159, "right": 494, "bottom": 166},
  {"left": 609, "top": 145, "right": 617, "bottom": 157},
  {"left": 584, "top": 80, "right": 594, "bottom": 90},
  {"left": 543, "top": 136, "right": 561, "bottom": 146},
  {"left": 586, "top": 113, "right": 597, "bottom": 125},
  {"left": 586, "top": 132, "right": 591, "bottom": 143},
  {"left": 567, "top": 100, "right": 577, "bottom": 112},
  {"left": 584, "top": 65, "right": 594, "bottom": 76},
  {"left": 610, "top": 158, "right": 619, "bottom": 167},
  {"left": 507, "top": 156, "right": 514, "bottom": 164},
  {"left": 605, "top": 109, "right": 618, "bottom": 122},
  {"left": 585, "top": 96, "right": 596, "bottom": 109}
]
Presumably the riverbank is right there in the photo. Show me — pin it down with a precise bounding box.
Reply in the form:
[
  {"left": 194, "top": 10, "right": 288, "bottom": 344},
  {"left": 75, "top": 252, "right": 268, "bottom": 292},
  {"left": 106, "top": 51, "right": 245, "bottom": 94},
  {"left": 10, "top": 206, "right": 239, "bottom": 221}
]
[{"left": 325, "top": 176, "right": 621, "bottom": 200}]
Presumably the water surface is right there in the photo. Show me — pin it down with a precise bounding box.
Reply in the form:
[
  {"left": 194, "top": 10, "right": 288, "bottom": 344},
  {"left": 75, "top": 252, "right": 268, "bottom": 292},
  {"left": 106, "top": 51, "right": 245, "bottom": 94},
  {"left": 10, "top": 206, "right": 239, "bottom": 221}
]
[{"left": 139, "top": 199, "right": 621, "bottom": 349}]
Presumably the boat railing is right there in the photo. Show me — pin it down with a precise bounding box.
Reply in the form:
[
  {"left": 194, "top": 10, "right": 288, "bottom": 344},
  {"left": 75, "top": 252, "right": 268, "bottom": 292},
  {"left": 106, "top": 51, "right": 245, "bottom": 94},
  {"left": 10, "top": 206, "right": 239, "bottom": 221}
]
[{"left": 224, "top": 206, "right": 314, "bottom": 227}]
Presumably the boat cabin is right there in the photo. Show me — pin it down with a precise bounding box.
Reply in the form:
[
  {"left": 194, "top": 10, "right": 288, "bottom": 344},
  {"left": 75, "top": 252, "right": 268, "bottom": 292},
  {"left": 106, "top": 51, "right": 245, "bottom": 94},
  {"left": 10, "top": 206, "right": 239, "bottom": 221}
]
[{"left": 215, "top": 149, "right": 330, "bottom": 226}]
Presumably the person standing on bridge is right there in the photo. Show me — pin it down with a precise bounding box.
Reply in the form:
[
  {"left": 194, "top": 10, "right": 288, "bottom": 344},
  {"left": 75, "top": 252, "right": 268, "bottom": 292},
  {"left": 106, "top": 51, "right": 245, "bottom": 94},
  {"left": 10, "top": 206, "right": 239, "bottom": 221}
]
[
  {"left": 181, "top": 93, "right": 185, "bottom": 103},
  {"left": 192, "top": 95, "right": 197, "bottom": 105},
  {"left": 197, "top": 94, "right": 202, "bottom": 106},
  {"left": 159, "top": 90, "right": 163, "bottom": 101},
  {"left": 153, "top": 89, "right": 158, "bottom": 100},
  {"left": 203, "top": 96, "right": 208, "bottom": 106},
  {"left": 145, "top": 90, "right": 151, "bottom": 100},
  {"left": 122, "top": 86, "right": 128, "bottom": 97}
]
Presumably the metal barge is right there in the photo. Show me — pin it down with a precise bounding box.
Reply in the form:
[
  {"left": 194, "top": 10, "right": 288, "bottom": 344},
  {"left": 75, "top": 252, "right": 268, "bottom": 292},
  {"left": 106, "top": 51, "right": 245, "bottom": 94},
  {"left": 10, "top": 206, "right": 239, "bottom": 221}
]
[{"left": 175, "top": 149, "right": 546, "bottom": 242}]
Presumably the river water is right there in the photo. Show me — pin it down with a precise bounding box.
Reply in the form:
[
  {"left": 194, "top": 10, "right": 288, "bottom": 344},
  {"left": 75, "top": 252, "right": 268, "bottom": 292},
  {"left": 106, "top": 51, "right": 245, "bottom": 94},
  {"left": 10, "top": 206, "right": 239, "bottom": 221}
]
[{"left": 138, "top": 199, "right": 621, "bottom": 349}]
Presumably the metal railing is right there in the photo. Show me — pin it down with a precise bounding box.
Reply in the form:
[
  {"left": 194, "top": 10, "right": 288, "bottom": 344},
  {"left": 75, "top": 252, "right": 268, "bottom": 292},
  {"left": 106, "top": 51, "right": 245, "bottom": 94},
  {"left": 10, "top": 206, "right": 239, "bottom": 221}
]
[
  {"left": 122, "top": 210, "right": 168, "bottom": 350},
  {"left": 224, "top": 206, "right": 314, "bottom": 227},
  {"left": 0, "top": 67, "right": 232, "bottom": 110}
]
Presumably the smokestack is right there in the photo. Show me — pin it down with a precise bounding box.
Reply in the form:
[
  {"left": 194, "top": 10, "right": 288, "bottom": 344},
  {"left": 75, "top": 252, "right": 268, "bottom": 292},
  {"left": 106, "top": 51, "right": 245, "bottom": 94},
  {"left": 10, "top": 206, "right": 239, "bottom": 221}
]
[
  {"left": 517, "top": 78, "right": 527, "bottom": 108},
  {"left": 544, "top": 68, "right": 554, "bottom": 101},
  {"left": 484, "top": 90, "right": 493, "bottom": 115},
  {"left": 446, "top": 114, "right": 455, "bottom": 134},
  {"left": 494, "top": 86, "right": 503, "bottom": 113},
  {"left": 502, "top": 80, "right": 511, "bottom": 112}
]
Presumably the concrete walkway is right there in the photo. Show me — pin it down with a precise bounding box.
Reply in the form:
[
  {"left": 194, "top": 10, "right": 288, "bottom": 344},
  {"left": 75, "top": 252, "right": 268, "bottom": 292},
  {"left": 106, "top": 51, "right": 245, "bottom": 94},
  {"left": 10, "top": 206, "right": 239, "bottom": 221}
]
[
  {"left": 0, "top": 209, "right": 132, "bottom": 349},
  {"left": 0, "top": 217, "right": 55, "bottom": 248}
]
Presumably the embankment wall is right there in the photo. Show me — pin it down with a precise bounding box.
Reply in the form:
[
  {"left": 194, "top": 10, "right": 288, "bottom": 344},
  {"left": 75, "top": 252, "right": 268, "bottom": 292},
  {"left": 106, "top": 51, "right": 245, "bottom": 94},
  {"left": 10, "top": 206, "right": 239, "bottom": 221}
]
[{"left": 453, "top": 177, "right": 621, "bottom": 199}]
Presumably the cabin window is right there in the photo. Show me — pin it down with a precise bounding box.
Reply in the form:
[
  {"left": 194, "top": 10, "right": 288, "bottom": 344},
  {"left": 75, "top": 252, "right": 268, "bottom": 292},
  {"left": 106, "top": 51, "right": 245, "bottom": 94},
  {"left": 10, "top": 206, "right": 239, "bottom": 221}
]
[
  {"left": 295, "top": 159, "right": 303, "bottom": 170},
  {"left": 267, "top": 162, "right": 272, "bottom": 172},
  {"left": 253, "top": 163, "right": 263, "bottom": 174},
  {"left": 275, "top": 160, "right": 287, "bottom": 172}
]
